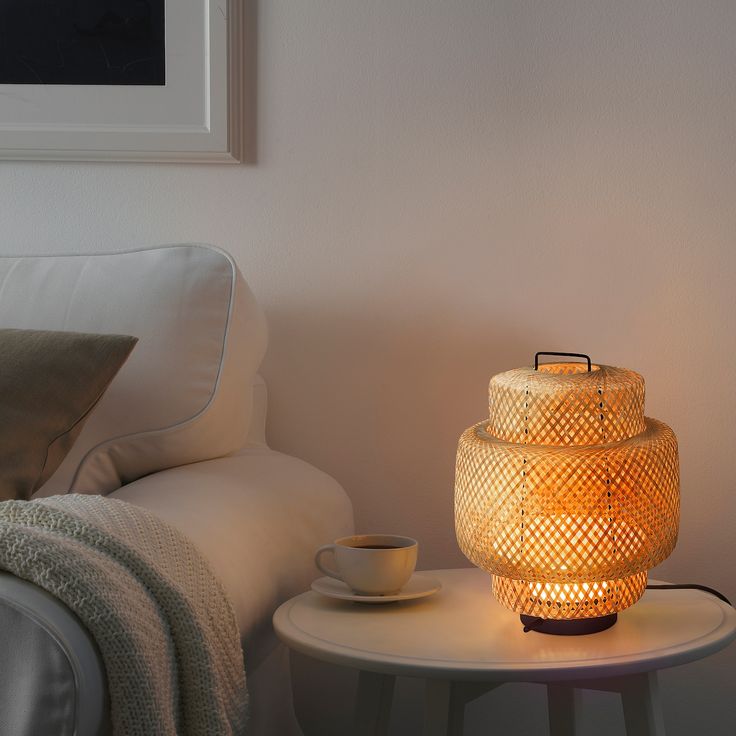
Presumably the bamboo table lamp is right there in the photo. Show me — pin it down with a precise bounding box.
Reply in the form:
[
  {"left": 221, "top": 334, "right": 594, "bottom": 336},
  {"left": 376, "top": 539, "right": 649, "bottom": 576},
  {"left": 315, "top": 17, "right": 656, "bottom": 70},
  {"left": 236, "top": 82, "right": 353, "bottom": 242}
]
[{"left": 455, "top": 352, "right": 680, "bottom": 635}]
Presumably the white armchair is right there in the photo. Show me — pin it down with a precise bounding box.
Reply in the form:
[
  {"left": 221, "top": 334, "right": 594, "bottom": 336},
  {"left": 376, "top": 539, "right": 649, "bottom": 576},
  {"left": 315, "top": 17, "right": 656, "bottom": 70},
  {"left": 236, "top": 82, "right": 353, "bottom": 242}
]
[{"left": 0, "top": 245, "right": 353, "bottom": 736}]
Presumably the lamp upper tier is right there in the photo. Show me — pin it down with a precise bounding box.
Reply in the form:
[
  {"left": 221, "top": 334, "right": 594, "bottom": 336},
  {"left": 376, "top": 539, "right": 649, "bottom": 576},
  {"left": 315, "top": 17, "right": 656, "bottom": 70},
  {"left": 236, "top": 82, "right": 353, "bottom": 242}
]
[{"left": 488, "top": 362, "right": 646, "bottom": 447}]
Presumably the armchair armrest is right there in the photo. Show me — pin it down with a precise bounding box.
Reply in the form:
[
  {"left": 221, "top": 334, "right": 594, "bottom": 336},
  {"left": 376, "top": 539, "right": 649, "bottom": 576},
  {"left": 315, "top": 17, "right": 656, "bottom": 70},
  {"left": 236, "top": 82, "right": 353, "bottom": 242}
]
[
  {"left": 112, "top": 447, "right": 353, "bottom": 736},
  {"left": 111, "top": 447, "right": 354, "bottom": 654}
]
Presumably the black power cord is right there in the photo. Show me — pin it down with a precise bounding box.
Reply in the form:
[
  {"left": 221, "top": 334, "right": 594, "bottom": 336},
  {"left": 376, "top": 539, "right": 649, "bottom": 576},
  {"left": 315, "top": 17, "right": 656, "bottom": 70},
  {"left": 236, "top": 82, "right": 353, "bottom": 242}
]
[{"left": 645, "top": 583, "right": 732, "bottom": 607}]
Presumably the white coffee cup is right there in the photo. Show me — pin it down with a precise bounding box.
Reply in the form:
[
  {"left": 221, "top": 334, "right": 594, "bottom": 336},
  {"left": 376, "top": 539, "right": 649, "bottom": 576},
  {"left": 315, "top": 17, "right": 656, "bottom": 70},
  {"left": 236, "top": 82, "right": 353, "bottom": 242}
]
[{"left": 314, "top": 534, "right": 418, "bottom": 595}]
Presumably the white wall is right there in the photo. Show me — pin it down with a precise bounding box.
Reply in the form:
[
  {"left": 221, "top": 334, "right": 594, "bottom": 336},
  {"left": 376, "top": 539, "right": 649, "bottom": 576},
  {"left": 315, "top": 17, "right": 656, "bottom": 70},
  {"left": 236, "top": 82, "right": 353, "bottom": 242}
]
[{"left": 2, "top": 1, "right": 735, "bottom": 733}]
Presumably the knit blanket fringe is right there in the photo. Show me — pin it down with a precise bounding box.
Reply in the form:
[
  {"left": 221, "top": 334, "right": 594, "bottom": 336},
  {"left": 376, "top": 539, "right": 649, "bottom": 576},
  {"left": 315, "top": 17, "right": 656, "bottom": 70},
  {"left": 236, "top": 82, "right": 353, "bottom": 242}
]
[{"left": 0, "top": 494, "right": 248, "bottom": 735}]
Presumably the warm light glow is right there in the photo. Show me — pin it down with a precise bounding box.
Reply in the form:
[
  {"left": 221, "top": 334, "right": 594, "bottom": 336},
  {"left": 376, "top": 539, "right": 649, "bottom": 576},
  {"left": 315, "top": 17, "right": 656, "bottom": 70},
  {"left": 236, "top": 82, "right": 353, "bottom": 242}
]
[
  {"left": 489, "top": 514, "right": 645, "bottom": 573},
  {"left": 492, "top": 573, "right": 648, "bottom": 619},
  {"left": 454, "top": 361, "right": 679, "bottom": 620}
]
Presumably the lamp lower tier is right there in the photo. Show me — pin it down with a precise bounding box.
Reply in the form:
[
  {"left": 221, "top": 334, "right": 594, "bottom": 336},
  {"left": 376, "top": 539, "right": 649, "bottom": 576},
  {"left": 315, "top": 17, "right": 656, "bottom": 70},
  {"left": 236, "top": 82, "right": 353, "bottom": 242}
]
[
  {"left": 520, "top": 613, "right": 618, "bottom": 635},
  {"left": 492, "top": 571, "right": 648, "bottom": 620}
]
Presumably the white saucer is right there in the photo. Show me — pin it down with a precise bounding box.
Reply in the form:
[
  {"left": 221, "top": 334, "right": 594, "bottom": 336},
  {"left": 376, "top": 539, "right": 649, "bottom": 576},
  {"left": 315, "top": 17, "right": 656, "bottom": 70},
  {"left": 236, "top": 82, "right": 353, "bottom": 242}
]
[{"left": 311, "top": 573, "right": 442, "bottom": 604}]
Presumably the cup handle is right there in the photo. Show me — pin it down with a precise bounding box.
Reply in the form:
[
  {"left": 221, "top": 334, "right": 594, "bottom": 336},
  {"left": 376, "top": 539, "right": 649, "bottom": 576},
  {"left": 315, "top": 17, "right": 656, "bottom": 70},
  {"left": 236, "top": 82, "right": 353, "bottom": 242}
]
[{"left": 315, "top": 544, "right": 342, "bottom": 580}]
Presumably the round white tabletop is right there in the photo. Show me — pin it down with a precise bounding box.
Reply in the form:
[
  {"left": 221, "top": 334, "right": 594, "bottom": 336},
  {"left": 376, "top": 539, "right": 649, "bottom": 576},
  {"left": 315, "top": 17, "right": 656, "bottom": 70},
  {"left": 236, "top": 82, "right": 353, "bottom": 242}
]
[{"left": 274, "top": 568, "right": 736, "bottom": 682}]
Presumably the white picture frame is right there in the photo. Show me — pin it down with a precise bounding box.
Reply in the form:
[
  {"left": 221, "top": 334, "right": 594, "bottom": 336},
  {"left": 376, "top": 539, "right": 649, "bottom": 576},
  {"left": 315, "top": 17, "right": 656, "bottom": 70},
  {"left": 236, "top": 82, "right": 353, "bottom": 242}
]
[{"left": 0, "top": 0, "right": 245, "bottom": 163}]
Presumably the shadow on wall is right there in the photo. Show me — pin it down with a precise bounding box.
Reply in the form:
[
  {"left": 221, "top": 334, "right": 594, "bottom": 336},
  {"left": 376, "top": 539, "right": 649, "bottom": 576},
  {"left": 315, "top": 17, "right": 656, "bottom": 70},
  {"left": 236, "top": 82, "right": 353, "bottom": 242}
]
[{"left": 261, "top": 302, "right": 540, "bottom": 570}]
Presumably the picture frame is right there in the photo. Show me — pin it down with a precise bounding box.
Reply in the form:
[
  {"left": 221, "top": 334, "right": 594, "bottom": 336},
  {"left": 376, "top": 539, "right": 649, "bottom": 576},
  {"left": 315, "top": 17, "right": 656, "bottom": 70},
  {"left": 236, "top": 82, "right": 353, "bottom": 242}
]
[{"left": 0, "top": 0, "right": 245, "bottom": 163}]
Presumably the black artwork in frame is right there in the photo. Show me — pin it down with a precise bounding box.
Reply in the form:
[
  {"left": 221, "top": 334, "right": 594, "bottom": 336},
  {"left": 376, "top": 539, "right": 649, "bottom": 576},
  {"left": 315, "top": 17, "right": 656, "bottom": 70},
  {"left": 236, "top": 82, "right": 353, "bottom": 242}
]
[{"left": 0, "top": 0, "right": 165, "bottom": 85}]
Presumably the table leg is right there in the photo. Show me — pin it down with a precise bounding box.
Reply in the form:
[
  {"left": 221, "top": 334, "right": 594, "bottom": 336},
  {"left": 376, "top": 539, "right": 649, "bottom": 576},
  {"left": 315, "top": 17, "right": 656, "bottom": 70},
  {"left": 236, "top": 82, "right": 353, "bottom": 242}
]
[
  {"left": 550, "top": 672, "right": 665, "bottom": 736},
  {"left": 354, "top": 670, "right": 395, "bottom": 736},
  {"left": 620, "top": 672, "right": 665, "bottom": 736},
  {"left": 423, "top": 680, "right": 498, "bottom": 736},
  {"left": 547, "top": 684, "right": 581, "bottom": 736},
  {"left": 423, "top": 680, "right": 464, "bottom": 736}
]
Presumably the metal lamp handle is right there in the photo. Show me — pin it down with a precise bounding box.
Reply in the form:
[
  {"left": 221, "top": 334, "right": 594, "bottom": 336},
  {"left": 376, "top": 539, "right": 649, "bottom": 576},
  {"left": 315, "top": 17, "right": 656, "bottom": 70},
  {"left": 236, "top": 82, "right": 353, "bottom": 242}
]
[{"left": 534, "top": 352, "right": 592, "bottom": 371}]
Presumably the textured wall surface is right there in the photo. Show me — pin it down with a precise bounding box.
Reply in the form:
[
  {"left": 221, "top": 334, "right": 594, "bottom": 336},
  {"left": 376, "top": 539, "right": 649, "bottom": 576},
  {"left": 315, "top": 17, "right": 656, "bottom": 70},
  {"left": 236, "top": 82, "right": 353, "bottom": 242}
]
[{"left": 1, "top": 1, "right": 734, "bottom": 733}]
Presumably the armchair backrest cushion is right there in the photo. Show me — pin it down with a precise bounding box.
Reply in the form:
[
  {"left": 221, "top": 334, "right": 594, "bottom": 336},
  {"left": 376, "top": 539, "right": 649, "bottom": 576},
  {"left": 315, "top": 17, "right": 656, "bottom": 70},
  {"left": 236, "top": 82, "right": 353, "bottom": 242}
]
[{"left": 0, "top": 244, "right": 267, "bottom": 496}]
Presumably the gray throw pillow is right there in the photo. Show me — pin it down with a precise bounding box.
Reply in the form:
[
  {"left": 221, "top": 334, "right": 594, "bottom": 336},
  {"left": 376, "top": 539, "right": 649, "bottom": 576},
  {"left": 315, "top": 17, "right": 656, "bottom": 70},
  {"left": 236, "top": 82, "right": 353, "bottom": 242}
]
[{"left": 0, "top": 329, "right": 137, "bottom": 500}]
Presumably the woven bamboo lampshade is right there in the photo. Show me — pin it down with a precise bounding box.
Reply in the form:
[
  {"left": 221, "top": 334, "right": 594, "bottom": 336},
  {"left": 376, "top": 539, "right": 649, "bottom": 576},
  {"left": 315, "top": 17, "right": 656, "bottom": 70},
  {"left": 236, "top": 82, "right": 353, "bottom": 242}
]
[{"left": 455, "top": 352, "right": 679, "bottom": 634}]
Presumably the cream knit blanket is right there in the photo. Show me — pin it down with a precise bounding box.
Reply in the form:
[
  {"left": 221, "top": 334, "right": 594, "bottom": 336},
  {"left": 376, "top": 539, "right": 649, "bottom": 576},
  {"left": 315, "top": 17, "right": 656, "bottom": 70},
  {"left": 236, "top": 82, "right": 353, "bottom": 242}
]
[{"left": 0, "top": 494, "right": 248, "bottom": 735}]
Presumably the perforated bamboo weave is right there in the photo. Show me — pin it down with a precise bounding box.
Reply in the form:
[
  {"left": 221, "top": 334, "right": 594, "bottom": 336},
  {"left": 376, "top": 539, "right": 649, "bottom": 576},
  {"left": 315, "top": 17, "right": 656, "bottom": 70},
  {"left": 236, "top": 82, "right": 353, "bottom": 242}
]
[
  {"left": 454, "top": 361, "right": 680, "bottom": 619},
  {"left": 488, "top": 364, "right": 645, "bottom": 446}
]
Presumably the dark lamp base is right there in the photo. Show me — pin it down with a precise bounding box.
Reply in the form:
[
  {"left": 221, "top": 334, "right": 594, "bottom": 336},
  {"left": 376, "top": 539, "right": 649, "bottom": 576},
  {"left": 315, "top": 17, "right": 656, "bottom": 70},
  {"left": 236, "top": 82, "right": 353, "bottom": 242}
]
[{"left": 520, "top": 613, "right": 618, "bottom": 635}]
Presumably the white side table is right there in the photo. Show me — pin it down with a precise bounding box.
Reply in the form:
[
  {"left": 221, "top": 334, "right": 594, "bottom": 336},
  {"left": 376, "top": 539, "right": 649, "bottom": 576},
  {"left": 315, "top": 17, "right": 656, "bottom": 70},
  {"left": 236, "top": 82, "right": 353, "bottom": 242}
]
[{"left": 273, "top": 568, "right": 736, "bottom": 736}]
